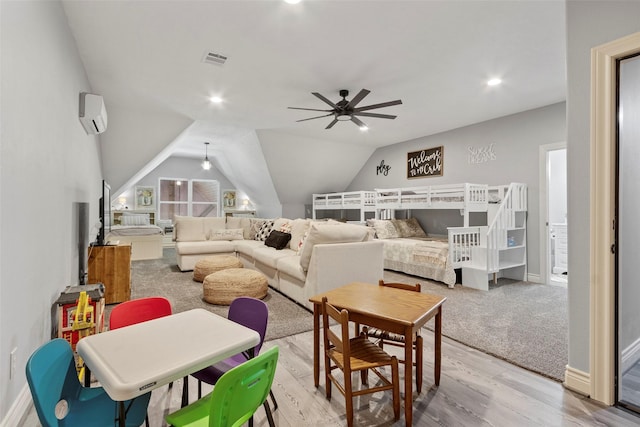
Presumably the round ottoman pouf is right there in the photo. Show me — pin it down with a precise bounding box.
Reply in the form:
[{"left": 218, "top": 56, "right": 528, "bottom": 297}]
[
  {"left": 193, "top": 255, "right": 243, "bottom": 282},
  {"left": 203, "top": 268, "right": 268, "bottom": 305}
]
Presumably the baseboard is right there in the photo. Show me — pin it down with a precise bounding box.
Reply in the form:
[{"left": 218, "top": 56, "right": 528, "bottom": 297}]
[
  {"left": 622, "top": 336, "right": 640, "bottom": 374},
  {"left": 0, "top": 383, "right": 32, "bottom": 427},
  {"left": 564, "top": 365, "right": 590, "bottom": 396},
  {"left": 527, "top": 273, "right": 541, "bottom": 283}
]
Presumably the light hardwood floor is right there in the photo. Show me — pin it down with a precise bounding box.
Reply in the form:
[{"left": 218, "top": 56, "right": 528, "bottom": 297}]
[{"left": 23, "top": 328, "right": 640, "bottom": 426}]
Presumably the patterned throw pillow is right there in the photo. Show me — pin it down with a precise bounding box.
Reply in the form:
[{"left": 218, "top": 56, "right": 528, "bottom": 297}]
[
  {"left": 367, "top": 219, "right": 400, "bottom": 239},
  {"left": 249, "top": 219, "right": 265, "bottom": 240},
  {"left": 255, "top": 220, "right": 274, "bottom": 241},
  {"left": 392, "top": 218, "right": 428, "bottom": 238}
]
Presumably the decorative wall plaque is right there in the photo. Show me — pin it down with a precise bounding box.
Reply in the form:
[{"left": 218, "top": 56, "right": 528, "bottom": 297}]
[
  {"left": 376, "top": 160, "right": 391, "bottom": 176},
  {"left": 468, "top": 143, "right": 497, "bottom": 164},
  {"left": 407, "top": 146, "right": 443, "bottom": 179}
]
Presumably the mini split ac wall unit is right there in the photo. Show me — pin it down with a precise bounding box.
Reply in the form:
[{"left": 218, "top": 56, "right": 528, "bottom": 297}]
[{"left": 79, "top": 92, "right": 108, "bottom": 135}]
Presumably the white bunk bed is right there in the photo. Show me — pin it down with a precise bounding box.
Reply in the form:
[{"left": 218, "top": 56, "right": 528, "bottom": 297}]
[
  {"left": 312, "top": 191, "right": 376, "bottom": 222},
  {"left": 371, "top": 182, "right": 528, "bottom": 290}
]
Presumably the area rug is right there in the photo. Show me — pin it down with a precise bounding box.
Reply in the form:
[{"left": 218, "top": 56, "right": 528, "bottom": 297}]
[
  {"left": 119, "top": 248, "right": 313, "bottom": 341},
  {"left": 385, "top": 270, "right": 568, "bottom": 382}
]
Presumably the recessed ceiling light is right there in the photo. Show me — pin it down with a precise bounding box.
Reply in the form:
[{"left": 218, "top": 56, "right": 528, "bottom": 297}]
[
  {"left": 209, "top": 96, "right": 223, "bottom": 104},
  {"left": 487, "top": 78, "right": 502, "bottom": 87},
  {"left": 284, "top": 0, "right": 301, "bottom": 4}
]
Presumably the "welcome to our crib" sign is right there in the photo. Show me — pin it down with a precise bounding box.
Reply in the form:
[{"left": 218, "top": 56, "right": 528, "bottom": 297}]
[{"left": 407, "top": 146, "right": 443, "bottom": 179}]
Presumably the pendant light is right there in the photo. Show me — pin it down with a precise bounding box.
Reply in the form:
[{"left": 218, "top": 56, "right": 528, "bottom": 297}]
[{"left": 202, "top": 142, "right": 211, "bottom": 170}]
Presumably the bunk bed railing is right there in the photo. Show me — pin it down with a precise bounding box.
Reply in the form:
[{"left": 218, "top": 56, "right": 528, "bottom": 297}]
[{"left": 448, "top": 227, "right": 483, "bottom": 268}]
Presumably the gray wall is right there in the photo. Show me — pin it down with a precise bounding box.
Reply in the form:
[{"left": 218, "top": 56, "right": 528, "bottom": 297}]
[
  {"left": 348, "top": 102, "right": 567, "bottom": 277},
  {"left": 566, "top": 0, "right": 640, "bottom": 375},
  {"left": 0, "top": 0, "right": 103, "bottom": 419}
]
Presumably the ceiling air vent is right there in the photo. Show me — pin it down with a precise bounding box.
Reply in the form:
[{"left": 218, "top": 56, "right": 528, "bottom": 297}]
[{"left": 202, "top": 51, "right": 228, "bottom": 66}]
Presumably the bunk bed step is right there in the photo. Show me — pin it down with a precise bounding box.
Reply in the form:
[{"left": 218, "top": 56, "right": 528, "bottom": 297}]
[{"left": 461, "top": 266, "right": 490, "bottom": 291}]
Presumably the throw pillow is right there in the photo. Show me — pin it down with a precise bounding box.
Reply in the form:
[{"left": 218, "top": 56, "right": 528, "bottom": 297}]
[
  {"left": 209, "top": 228, "right": 244, "bottom": 241},
  {"left": 368, "top": 219, "right": 400, "bottom": 239},
  {"left": 264, "top": 230, "right": 292, "bottom": 250},
  {"left": 249, "top": 219, "right": 266, "bottom": 240},
  {"left": 392, "top": 218, "right": 428, "bottom": 238},
  {"left": 255, "top": 220, "right": 274, "bottom": 241}
]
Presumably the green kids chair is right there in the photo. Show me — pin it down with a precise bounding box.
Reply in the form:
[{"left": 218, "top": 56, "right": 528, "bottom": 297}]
[{"left": 165, "top": 345, "right": 279, "bottom": 427}]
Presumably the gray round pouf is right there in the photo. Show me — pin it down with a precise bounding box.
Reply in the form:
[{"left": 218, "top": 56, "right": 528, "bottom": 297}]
[
  {"left": 193, "top": 255, "right": 243, "bottom": 282},
  {"left": 203, "top": 268, "right": 268, "bottom": 305}
]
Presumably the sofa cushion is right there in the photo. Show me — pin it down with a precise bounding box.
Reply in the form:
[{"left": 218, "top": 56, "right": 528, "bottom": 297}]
[
  {"left": 233, "top": 239, "right": 264, "bottom": 257},
  {"left": 255, "top": 220, "right": 274, "bottom": 241},
  {"left": 209, "top": 228, "right": 244, "bottom": 241},
  {"left": 299, "top": 223, "right": 371, "bottom": 271},
  {"left": 264, "top": 230, "right": 292, "bottom": 250},
  {"left": 203, "top": 217, "right": 227, "bottom": 239},
  {"left": 252, "top": 246, "right": 297, "bottom": 269},
  {"left": 226, "top": 217, "right": 252, "bottom": 239},
  {"left": 175, "top": 240, "right": 234, "bottom": 255},
  {"left": 174, "top": 216, "right": 206, "bottom": 242},
  {"left": 276, "top": 255, "right": 306, "bottom": 282}
]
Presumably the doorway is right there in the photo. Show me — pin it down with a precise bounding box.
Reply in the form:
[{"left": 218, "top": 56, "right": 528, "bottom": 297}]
[
  {"left": 539, "top": 142, "right": 567, "bottom": 286},
  {"left": 616, "top": 52, "right": 640, "bottom": 414}
]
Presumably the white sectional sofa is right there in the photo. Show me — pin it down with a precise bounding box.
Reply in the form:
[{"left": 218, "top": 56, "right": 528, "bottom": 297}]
[{"left": 173, "top": 216, "right": 384, "bottom": 309}]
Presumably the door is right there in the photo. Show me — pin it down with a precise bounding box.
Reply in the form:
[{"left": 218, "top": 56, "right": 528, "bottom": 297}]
[
  {"left": 539, "top": 142, "right": 567, "bottom": 286},
  {"left": 616, "top": 53, "right": 640, "bottom": 413}
]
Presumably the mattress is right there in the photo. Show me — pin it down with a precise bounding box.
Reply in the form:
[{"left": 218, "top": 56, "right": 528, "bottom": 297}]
[{"left": 108, "top": 225, "right": 164, "bottom": 237}]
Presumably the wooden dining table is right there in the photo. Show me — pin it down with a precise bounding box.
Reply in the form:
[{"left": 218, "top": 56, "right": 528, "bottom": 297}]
[{"left": 309, "top": 282, "right": 446, "bottom": 426}]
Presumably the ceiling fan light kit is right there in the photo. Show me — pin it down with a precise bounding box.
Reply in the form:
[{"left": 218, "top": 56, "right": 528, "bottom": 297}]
[{"left": 288, "top": 89, "right": 402, "bottom": 130}]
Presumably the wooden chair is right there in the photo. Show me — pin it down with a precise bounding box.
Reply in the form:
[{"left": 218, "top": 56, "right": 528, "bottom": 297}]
[
  {"left": 362, "top": 279, "right": 424, "bottom": 393},
  {"left": 321, "top": 297, "right": 400, "bottom": 427}
]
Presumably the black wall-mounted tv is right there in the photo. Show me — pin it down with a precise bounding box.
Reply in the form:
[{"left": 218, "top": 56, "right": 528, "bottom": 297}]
[{"left": 96, "top": 180, "right": 111, "bottom": 246}]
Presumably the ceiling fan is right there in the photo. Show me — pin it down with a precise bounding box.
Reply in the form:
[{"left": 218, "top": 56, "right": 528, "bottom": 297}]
[{"left": 288, "top": 89, "right": 402, "bottom": 129}]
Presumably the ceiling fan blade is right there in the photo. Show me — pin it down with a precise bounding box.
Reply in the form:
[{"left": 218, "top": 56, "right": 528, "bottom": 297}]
[
  {"left": 354, "top": 99, "right": 403, "bottom": 112},
  {"left": 325, "top": 118, "right": 339, "bottom": 129},
  {"left": 296, "top": 113, "right": 334, "bottom": 122},
  {"left": 346, "top": 89, "right": 370, "bottom": 109},
  {"left": 352, "top": 111, "right": 397, "bottom": 119},
  {"left": 350, "top": 116, "right": 368, "bottom": 128},
  {"left": 312, "top": 92, "right": 338, "bottom": 108},
  {"left": 288, "top": 107, "right": 333, "bottom": 112}
]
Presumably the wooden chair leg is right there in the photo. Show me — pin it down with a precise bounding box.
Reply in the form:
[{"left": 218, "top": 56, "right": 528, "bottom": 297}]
[
  {"left": 416, "top": 335, "right": 424, "bottom": 393},
  {"left": 360, "top": 368, "right": 368, "bottom": 386},
  {"left": 392, "top": 360, "right": 400, "bottom": 420}
]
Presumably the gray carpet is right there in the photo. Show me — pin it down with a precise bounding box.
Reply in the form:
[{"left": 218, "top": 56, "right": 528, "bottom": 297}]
[
  {"left": 121, "top": 248, "right": 313, "bottom": 341},
  {"left": 122, "top": 249, "right": 567, "bottom": 382},
  {"left": 385, "top": 270, "right": 568, "bottom": 382}
]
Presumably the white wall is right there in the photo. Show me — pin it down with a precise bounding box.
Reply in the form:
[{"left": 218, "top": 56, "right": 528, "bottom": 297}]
[
  {"left": 566, "top": 0, "right": 640, "bottom": 375},
  {"left": 348, "top": 102, "right": 566, "bottom": 276},
  {"left": 0, "top": 0, "right": 103, "bottom": 421}
]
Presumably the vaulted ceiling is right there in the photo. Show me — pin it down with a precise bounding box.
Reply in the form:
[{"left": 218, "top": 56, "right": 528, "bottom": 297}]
[{"left": 61, "top": 0, "right": 566, "bottom": 211}]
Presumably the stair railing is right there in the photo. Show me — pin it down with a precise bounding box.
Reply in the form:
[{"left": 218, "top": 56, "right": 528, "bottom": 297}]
[{"left": 485, "top": 183, "right": 528, "bottom": 272}]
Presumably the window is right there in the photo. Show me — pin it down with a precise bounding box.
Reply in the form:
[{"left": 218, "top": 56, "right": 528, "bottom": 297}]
[{"left": 158, "top": 178, "right": 219, "bottom": 220}]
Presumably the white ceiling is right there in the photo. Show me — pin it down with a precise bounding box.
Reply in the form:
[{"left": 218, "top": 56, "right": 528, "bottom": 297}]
[
  {"left": 62, "top": 0, "right": 566, "bottom": 214},
  {"left": 61, "top": 0, "right": 566, "bottom": 210}
]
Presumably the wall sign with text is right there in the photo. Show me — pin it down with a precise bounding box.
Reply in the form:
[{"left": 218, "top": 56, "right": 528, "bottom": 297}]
[{"left": 407, "top": 146, "right": 443, "bottom": 179}]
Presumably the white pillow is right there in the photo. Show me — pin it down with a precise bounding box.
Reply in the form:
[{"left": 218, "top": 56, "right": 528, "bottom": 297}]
[
  {"left": 289, "top": 218, "right": 310, "bottom": 250},
  {"left": 209, "top": 228, "right": 244, "bottom": 241},
  {"left": 299, "top": 223, "right": 370, "bottom": 271},
  {"left": 121, "top": 213, "right": 150, "bottom": 226}
]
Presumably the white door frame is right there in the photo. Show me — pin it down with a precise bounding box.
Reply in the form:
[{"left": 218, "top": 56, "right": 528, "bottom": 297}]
[
  {"left": 590, "top": 31, "right": 640, "bottom": 406},
  {"left": 539, "top": 142, "right": 567, "bottom": 286}
]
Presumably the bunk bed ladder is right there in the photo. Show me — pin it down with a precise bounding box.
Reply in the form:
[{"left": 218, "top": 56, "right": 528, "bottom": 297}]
[{"left": 458, "top": 183, "right": 527, "bottom": 290}]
